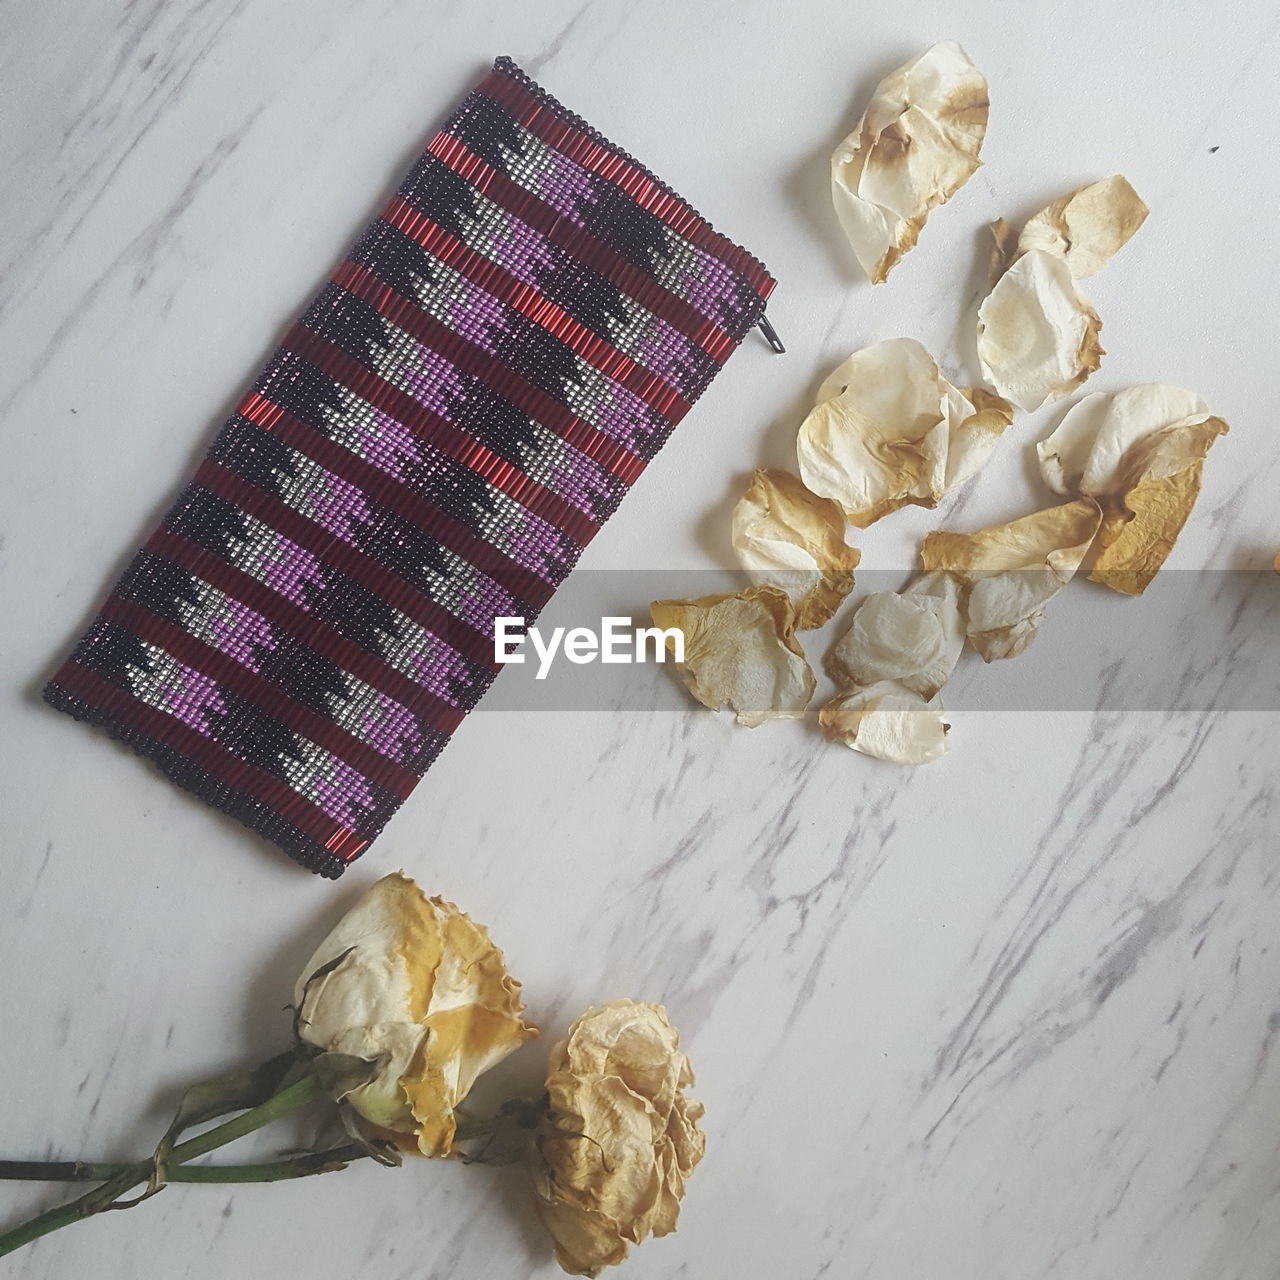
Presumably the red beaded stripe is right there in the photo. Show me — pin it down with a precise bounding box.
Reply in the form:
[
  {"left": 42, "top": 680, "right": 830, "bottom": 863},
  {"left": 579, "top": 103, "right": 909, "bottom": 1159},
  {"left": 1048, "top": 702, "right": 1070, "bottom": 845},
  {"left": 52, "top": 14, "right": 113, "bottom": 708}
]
[
  {"left": 417, "top": 135, "right": 742, "bottom": 362},
  {"left": 51, "top": 658, "right": 360, "bottom": 848},
  {"left": 478, "top": 68, "right": 776, "bottom": 300},
  {"left": 142, "top": 528, "right": 468, "bottom": 734},
  {"left": 329, "top": 257, "right": 654, "bottom": 481},
  {"left": 377, "top": 196, "right": 706, "bottom": 409},
  {"left": 279, "top": 325, "right": 602, "bottom": 545},
  {"left": 238, "top": 392, "right": 556, "bottom": 607},
  {"left": 98, "top": 593, "right": 422, "bottom": 796}
]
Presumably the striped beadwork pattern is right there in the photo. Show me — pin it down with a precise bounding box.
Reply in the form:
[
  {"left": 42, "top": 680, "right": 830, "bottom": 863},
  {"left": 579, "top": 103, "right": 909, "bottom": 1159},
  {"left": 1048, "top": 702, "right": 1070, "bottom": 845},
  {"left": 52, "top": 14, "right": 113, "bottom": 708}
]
[{"left": 43, "top": 57, "right": 775, "bottom": 877}]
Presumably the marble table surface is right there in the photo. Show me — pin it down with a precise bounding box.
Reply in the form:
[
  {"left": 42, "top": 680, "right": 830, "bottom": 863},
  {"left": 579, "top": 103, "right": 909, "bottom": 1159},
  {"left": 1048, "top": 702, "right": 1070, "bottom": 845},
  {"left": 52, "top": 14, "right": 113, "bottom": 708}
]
[{"left": 3, "top": 1, "right": 1278, "bottom": 1276}]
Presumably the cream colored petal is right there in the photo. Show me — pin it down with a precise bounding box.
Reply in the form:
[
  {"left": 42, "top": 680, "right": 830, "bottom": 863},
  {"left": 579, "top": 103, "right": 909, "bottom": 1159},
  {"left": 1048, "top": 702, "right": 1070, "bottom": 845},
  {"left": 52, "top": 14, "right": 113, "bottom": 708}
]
[
  {"left": 799, "top": 339, "right": 948, "bottom": 526},
  {"left": 921, "top": 499, "right": 1103, "bottom": 659},
  {"left": 1017, "top": 176, "right": 1149, "bottom": 278},
  {"left": 1035, "top": 385, "right": 1228, "bottom": 595},
  {"left": 942, "top": 384, "right": 1016, "bottom": 492},
  {"left": 1038, "top": 384, "right": 1216, "bottom": 495},
  {"left": 731, "top": 468, "right": 861, "bottom": 629},
  {"left": 649, "top": 587, "right": 815, "bottom": 727},
  {"left": 819, "top": 680, "right": 949, "bottom": 764},
  {"left": 826, "top": 571, "right": 963, "bottom": 700},
  {"left": 977, "top": 249, "right": 1104, "bottom": 411},
  {"left": 832, "top": 42, "right": 989, "bottom": 283},
  {"left": 801, "top": 340, "right": 1014, "bottom": 525}
]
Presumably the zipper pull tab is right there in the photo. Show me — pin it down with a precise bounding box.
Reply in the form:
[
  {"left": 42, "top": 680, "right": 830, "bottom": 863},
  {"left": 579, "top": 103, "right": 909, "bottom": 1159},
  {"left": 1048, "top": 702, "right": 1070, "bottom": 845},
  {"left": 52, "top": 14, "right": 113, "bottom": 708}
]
[{"left": 756, "top": 313, "right": 786, "bottom": 354}]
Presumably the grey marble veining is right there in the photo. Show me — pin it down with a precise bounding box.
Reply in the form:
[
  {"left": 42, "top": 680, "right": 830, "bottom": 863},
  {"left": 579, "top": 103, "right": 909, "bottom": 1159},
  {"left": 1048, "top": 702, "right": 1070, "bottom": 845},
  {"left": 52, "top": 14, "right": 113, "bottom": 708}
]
[{"left": 2, "top": 1, "right": 1278, "bottom": 1277}]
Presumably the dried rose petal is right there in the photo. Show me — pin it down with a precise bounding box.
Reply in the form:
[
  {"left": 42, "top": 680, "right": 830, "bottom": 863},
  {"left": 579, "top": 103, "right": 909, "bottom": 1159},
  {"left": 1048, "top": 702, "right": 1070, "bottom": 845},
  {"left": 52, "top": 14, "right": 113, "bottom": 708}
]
[
  {"left": 1016, "top": 176, "right": 1149, "bottom": 278},
  {"left": 976, "top": 250, "right": 1103, "bottom": 412},
  {"left": 731, "top": 468, "right": 860, "bottom": 629},
  {"left": 920, "top": 498, "right": 1103, "bottom": 660},
  {"left": 649, "top": 586, "right": 815, "bottom": 727},
  {"left": 819, "top": 681, "right": 949, "bottom": 764},
  {"left": 797, "top": 338, "right": 1013, "bottom": 526},
  {"left": 977, "top": 176, "right": 1146, "bottom": 410},
  {"left": 831, "top": 42, "right": 989, "bottom": 284},
  {"left": 1037, "top": 384, "right": 1228, "bottom": 594},
  {"left": 826, "top": 571, "right": 963, "bottom": 701}
]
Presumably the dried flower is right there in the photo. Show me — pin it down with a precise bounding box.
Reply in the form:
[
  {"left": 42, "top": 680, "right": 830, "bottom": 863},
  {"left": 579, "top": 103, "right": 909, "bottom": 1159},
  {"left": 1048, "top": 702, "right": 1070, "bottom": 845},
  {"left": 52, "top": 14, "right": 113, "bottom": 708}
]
[
  {"left": 532, "top": 1002, "right": 705, "bottom": 1277},
  {"left": 731, "top": 468, "right": 860, "bottom": 628},
  {"left": 831, "top": 42, "right": 989, "bottom": 283},
  {"left": 294, "top": 872, "right": 538, "bottom": 1156},
  {"left": 650, "top": 586, "right": 815, "bottom": 726},
  {"left": 826, "top": 571, "right": 964, "bottom": 701}
]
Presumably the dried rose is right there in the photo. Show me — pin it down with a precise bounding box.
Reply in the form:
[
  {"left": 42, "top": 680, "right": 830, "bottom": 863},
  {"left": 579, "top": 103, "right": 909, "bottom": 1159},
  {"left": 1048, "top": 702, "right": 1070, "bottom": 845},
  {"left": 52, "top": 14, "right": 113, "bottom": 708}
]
[
  {"left": 294, "top": 872, "right": 537, "bottom": 1156},
  {"left": 796, "top": 338, "right": 1013, "bottom": 527},
  {"left": 731, "top": 468, "right": 861, "bottom": 628},
  {"left": 1036, "top": 383, "right": 1228, "bottom": 594},
  {"left": 532, "top": 1002, "right": 705, "bottom": 1277},
  {"left": 650, "top": 586, "right": 815, "bottom": 726},
  {"left": 977, "top": 177, "right": 1147, "bottom": 411},
  {"left": 920, "top": 498, "right": 1103, "bottom": 660},
  {"left": 831, "top": 42, "right": 989, "bottom": 283}
]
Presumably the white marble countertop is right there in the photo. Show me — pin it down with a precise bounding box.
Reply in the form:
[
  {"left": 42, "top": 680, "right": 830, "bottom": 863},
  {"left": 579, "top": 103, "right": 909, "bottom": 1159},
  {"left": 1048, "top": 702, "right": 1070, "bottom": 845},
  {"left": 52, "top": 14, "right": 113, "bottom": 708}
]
[{"left": 3, "top": 1, "right": 1279, "bottom": 1276}]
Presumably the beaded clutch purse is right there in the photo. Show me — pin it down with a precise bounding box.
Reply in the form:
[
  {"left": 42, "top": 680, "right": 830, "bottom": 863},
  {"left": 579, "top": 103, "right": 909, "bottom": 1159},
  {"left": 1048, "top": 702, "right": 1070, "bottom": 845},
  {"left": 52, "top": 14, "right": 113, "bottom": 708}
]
[{"left": 43, "top": 57, "right": 776, "bottom": 877}]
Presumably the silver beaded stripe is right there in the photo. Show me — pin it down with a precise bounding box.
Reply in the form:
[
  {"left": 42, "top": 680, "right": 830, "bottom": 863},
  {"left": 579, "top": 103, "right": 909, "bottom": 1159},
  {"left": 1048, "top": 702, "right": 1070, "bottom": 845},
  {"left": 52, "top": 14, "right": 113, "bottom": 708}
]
[
  {"left": 484, "top": 116, "right": 749, "bottom": 329},
  {"left": 171, "top": 576, "right": 431, "bottom": 766},
  {"left": 317, "top": 382, "right": 577, "bottom": 581},
  {"left": 202, "top": 509, "right": 480, "bottom": 706},
  {"left": 267, "top": 453, "right": 531, "bottom": 630}
]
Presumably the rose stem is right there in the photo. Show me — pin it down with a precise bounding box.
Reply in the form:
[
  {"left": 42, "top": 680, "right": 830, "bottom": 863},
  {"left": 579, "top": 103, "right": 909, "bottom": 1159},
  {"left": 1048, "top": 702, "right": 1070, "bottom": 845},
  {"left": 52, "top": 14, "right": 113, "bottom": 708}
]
[
  {"left": 0, "top": 1143, "right": 368, "bottom": 1185},
  {"left": 0, "top": 1072, "right": 327, "bottom": 1257}
]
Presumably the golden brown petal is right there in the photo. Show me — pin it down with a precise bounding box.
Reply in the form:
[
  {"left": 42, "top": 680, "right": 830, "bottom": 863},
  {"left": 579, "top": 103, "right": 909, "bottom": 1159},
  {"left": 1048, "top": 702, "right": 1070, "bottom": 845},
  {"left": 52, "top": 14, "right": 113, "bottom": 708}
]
[
  {"left": 921, "top": 499, "right": 1103, "bottom": 660},
  {"left": 649, "top": 587, "right": 815, "bottom": 726},
  {"left": 731, "top": 468, "right": 860, "bottom": 629}
]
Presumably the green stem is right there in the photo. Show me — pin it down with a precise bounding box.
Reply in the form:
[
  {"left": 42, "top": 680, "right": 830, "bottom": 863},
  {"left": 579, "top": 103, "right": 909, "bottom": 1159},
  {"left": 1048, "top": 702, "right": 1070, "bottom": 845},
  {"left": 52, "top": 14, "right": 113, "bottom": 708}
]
[
  {"left": 0, "top": 1144, "right": 368, "bottom": 1186},
  {"left": 0, "top": 1073, "right": 325, "bottom": 1258}
]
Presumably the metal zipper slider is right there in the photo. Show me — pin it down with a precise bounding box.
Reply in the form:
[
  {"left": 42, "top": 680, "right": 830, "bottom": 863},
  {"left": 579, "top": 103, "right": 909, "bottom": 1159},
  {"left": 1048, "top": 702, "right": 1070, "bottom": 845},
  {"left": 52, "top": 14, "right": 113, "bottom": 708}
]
[{"left": 756, "top": 313, "right": 786, "bottom": 354}]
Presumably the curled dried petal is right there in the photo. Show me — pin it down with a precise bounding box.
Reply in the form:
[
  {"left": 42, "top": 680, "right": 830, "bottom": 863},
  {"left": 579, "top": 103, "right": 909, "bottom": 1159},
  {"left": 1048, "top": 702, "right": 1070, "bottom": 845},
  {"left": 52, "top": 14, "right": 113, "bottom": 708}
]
[
  {"left": 819, "top": 681, "right": 949, "bottom": 764},
  {"left": 649, "top": 586, "right": 815, "bottom": 727},
  {"left": 798, "top": 338, "right": 1013, "bottom": 526},
  {"left": 978, "top": 176, "right": 1144, "bottom": 408},
  {"left": 921, "top": 499, "right": 1103, "bottom": 660},
  {"left": 731, "top": 468, "right": 860, "bottom": 628},
  {"left": 831, "top": 42, "right": 989, "bottom": 283},
  {"left": 976, "top": 250, "right": 1104, "bottom": 412},
  {"left": 1016, "top": 176, "right": 1149, "bottom": 278},
  {"left": 1036, "top": 385, "right": 1228, "bottom": 594}
]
